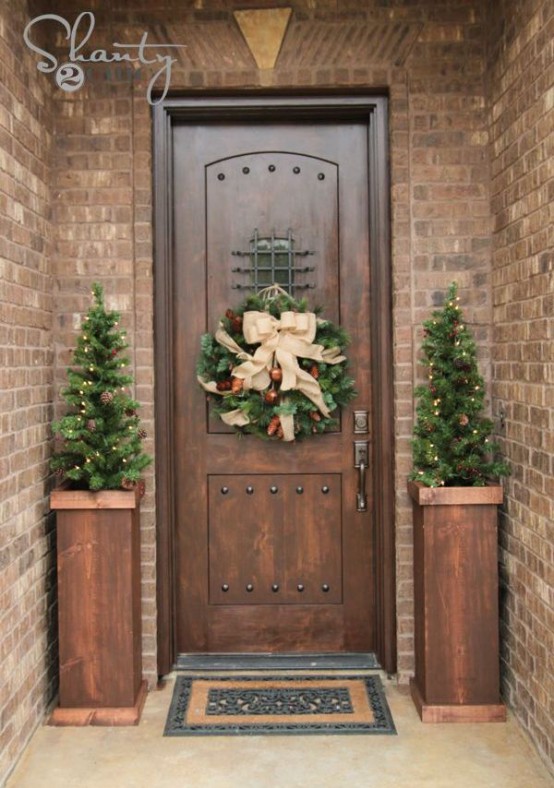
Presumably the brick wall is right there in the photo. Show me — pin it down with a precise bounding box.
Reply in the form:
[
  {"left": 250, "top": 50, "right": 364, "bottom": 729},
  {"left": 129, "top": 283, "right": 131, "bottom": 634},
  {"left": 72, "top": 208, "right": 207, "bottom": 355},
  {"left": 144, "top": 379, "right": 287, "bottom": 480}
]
[
  {"left": 487, "top": 0, "right": 554, "bottom": 768},
  {"left": 400, "top": 1, "right": 494, "bottom": 676},
  {"left": 0, "top": 1, "right": 54, "bottom": 784},
  {"left": 5, "top": 0, "right": 552, "bottom": 778}
]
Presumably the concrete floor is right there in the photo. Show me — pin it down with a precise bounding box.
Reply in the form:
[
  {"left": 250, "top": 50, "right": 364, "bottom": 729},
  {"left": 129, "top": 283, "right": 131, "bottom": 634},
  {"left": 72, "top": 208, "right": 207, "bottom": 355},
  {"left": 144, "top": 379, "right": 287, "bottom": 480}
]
[{"left": 7, "top": 674, "right": 553, "bottom": 788}]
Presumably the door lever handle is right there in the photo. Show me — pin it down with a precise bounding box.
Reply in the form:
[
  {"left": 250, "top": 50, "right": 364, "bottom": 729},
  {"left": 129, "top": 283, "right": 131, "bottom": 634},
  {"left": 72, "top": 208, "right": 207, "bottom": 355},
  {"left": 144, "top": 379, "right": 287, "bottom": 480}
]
[
  {"left": 353, "top": 440, "right": 369, "bottom": 513},
  {"left": 356, "top": 460, "right": 367, "bottom": 512}
]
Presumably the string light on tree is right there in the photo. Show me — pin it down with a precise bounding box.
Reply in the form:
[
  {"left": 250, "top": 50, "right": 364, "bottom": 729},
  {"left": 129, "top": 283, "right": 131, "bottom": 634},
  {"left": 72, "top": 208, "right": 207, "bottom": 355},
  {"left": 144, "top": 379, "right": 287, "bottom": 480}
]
[
  {"left": 50, "top": 283, "right": 151, "bottom": 491},
  {"left": 409, "top": 282, "right": 509, "bottom": 488}
]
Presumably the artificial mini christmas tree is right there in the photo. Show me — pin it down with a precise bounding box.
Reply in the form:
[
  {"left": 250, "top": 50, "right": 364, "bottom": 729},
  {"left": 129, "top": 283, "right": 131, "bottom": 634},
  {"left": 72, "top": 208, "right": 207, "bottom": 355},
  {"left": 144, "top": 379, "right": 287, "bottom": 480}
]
[
  {"left": 408, "top": 283, "right": 508, "bottom": 722},
  {"left": 51, "top": 283, "right": 152, "bottom": 491},
  {"left": 410, "top": 282, "right": 509, "bottom": 487}
]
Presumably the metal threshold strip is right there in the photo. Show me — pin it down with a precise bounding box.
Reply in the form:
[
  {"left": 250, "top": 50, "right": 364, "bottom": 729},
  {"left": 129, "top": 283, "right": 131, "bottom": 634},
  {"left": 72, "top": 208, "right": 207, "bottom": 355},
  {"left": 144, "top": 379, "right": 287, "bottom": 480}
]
[{"left": 175, "top": 653, "right": 381, "bottom": 671}]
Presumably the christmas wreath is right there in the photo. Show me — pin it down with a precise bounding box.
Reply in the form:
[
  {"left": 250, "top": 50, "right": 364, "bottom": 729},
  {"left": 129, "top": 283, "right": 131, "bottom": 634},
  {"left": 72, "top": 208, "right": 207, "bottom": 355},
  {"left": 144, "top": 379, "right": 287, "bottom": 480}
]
[{"left": 197, "top": 285, "right": 356, "bottom": 441}]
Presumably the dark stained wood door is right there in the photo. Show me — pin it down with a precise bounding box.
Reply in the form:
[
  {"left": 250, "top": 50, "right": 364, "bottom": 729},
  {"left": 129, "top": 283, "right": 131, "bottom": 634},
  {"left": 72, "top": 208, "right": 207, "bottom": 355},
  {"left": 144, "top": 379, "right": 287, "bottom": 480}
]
[{"left": 172, "top": 121, "right": 374, "bottom": 653}]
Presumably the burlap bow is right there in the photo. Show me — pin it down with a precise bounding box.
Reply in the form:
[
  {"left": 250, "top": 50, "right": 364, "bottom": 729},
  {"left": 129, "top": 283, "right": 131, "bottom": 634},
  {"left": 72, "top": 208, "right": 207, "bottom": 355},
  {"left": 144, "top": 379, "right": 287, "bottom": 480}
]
[{"left": 198, "top": 309, "right": 346, "bottom": 441}]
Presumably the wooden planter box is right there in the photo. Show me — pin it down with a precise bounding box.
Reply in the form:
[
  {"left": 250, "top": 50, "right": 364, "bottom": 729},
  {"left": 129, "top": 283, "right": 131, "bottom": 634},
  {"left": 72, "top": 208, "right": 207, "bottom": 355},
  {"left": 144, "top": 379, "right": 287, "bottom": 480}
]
[
  {"left": 49, "top": 487, "right": 147, "bottom": 726},
  {"left": 408, "top": 481, "right": 506, "bottom": 723}
]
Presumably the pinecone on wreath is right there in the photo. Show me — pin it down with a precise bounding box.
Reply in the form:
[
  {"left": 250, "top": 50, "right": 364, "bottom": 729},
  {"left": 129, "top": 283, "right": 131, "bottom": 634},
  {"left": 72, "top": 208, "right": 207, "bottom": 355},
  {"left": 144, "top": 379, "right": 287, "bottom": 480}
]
[{"left": 196, "top": 285, "right": 357, "bottom": 442}]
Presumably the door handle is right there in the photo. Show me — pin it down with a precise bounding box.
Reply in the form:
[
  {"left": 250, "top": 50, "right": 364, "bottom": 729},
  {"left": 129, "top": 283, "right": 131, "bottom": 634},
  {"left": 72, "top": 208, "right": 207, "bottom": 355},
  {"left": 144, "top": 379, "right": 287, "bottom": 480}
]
[
  {"left": 356, "top": 461, "right": 367, "bottom": 512},
  {"left": 353, "top": 440, "right": 369, "bottom": 512}
]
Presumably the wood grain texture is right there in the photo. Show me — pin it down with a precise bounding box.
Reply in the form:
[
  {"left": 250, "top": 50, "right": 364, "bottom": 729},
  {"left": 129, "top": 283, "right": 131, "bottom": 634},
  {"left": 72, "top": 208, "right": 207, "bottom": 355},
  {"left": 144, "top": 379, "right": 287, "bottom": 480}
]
[
  {"left": 410, "top": 680, "right": 506, "bottom": 724},
  {"left": 410, "top": 490, "right": 504, "bottom": 717},
  {"left": 49, "top": 681, "right": 148, "bottom": 727},
  {"left": 208, "top": 475, "right": 342, "bottom": 606},
  {"left": 153, "top": 104, "right": 175, "bottom": 677},
  {"left": 174, "top": 119, "right": 373, "bottom": 654},
  {"left": 51, "top": 493, "right": 143, "bottom": 716},
  {"left": 408, "top": 480, "right": 504, "bottom": 506},
  {"left": 153, "top": 96, "right": 394, "bottom": 672},
  {"left": 50, "top": 488, "right": 140, "bottom": 510},
  {"left": 207, "top": 605, "right": 346, "bottom": 653}
]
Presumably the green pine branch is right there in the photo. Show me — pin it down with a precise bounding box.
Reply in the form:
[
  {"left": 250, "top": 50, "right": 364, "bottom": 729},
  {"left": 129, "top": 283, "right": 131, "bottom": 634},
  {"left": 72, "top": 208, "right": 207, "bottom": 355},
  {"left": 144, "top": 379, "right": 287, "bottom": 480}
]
[
  {"left": 51, "top": 283, "right": 152, "bottom": 491},
  {"left": 410, "top": 282, "right": 509, "bottom": 487},
  {"left": 198, "top": 294, "right": 356, "bottom": 440}
]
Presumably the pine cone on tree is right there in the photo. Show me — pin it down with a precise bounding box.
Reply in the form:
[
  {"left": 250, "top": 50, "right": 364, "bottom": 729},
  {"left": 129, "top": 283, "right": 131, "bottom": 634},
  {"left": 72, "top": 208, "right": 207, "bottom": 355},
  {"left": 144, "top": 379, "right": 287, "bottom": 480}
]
[
  {"left": 138, "top": 428, "right": 147, "bottom": 439},
  {"left": 121, "top": 477, "right": 135, "bottom": 490},
  {"left": 409, "top": 282, "right": 509, "bottom": 487},
  {"left": 49, "top": 283, "right": 152, "bottom": 491}
]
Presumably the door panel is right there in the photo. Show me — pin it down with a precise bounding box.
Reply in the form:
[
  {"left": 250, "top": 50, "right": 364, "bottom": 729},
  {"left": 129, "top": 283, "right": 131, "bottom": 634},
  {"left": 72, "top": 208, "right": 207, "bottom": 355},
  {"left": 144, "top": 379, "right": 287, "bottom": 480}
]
[
  {"left": 208, "top": 474, "right": 284, "bottom": 607},
  {"left": 206, "top": 151, "right": 340, "bottom": 327},
  {"left": 208, "top": 474, "right": 343, "bottom": 606},
  {"left": 173, "top": 121, "right": 373, "bottom": 653}
]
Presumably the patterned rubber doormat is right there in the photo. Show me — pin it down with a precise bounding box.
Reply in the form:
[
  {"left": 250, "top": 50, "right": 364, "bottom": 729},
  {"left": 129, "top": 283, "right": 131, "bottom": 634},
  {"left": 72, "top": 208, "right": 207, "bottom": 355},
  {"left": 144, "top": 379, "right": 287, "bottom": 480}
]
[{"left": 164, "top": 674, "right": 396, "bottom": 736}]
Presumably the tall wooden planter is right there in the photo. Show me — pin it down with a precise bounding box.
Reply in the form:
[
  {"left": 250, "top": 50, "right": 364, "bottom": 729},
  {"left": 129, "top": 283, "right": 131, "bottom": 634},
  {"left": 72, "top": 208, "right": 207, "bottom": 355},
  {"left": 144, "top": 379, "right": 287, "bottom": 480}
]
[
  {"left": 408, "top": 481, "right": 506, "bottom": 723},
  {"left": 49, "top": 487, "right": 147, "bottom": 726}
]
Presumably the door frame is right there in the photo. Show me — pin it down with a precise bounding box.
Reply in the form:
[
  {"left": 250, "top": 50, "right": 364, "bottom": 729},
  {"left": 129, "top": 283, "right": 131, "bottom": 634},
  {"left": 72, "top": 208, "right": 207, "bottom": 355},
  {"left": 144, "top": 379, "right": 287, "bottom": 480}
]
[{"left": 153, "top": 94, "right": 395, "bottom": 676}]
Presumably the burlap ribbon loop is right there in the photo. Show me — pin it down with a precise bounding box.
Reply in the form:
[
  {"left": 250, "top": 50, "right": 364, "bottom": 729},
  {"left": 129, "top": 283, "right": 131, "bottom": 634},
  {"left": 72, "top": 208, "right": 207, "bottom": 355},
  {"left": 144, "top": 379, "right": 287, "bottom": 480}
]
[{"left": 198, "top": 308, "right": 346, "bottom": 441}]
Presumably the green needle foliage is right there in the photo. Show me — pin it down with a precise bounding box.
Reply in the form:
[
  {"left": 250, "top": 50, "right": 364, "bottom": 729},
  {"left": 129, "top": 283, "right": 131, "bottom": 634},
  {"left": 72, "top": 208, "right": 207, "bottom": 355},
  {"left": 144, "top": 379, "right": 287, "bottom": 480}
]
[
  {"left": 410, "top": 282, "right": 509, "bottom": 487},
  {"left": 51, "top": 283, "right": 152, "bottom": 491},
  {"left": 197, "top": 290, "right": 356, "bottom": 440}
]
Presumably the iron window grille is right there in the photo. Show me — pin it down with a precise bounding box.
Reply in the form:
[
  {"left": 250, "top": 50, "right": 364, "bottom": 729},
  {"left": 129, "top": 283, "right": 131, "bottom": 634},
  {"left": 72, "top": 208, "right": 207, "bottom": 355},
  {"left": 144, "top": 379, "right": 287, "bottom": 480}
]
[{"left": 231, "top": 229, "right": 315, "bottom": 294}]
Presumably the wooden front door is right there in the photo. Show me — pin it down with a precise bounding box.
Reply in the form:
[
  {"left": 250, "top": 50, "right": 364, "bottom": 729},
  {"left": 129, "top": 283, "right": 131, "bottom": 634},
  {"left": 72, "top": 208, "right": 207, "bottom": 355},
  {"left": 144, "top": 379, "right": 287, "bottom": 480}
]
[{"left": 171, "top": 117, "right": 375, "bottom": 655}]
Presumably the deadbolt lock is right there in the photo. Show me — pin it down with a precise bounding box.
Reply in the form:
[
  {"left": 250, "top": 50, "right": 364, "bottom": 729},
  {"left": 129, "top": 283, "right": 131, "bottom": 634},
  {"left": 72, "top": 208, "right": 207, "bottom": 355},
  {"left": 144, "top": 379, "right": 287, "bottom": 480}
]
[{"left": 353, "top": 410, "right": 369, "bottom": 434}]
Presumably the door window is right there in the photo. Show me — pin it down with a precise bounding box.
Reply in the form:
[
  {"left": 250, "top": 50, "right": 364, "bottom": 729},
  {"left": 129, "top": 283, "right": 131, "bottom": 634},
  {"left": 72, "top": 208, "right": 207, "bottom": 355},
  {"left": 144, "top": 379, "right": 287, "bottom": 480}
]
[{"left": 232, "top": 228, "right": 315, "bottom": 294}]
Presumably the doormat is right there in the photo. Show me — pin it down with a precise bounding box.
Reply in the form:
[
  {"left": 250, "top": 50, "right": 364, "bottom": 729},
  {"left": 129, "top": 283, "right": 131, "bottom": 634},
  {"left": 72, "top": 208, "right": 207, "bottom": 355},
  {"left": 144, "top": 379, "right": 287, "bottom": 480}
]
[{"left": 164, "top": 674, "right": 396, "bottom": 736}]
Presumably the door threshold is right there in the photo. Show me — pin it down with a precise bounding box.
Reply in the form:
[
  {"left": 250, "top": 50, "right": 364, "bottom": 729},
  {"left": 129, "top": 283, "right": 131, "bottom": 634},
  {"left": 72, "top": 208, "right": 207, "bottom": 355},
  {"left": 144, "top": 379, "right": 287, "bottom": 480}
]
[{"left": 175, "top": 652, "right": 381, "bottom": 671}]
